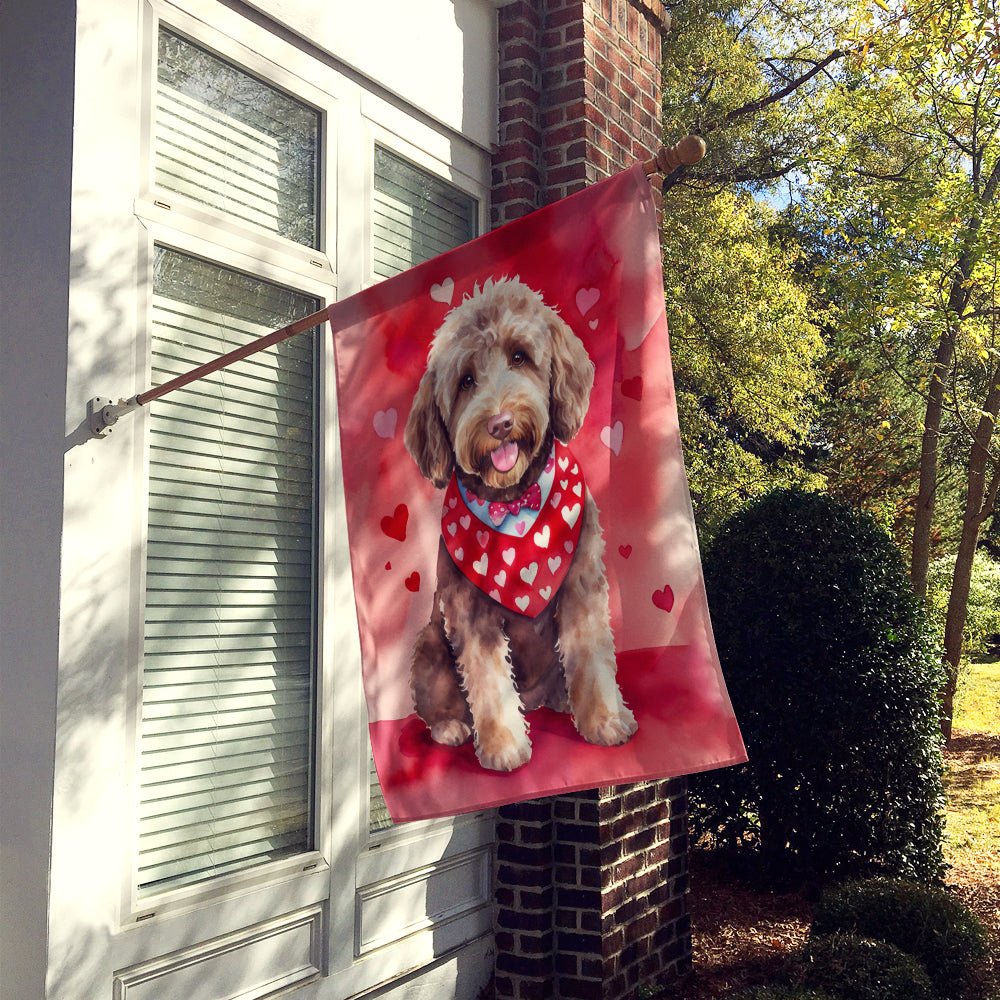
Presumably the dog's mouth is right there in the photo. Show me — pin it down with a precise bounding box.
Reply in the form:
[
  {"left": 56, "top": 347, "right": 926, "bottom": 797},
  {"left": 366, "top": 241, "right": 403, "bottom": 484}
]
[{"left": 489, "top": 440, "right": 520, "bottom": 473}]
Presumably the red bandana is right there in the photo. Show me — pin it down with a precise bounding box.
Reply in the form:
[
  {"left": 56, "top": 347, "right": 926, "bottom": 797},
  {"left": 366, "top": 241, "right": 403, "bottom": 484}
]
[{"left": 442, "top": 441, "right": 586, "bottom": 618}]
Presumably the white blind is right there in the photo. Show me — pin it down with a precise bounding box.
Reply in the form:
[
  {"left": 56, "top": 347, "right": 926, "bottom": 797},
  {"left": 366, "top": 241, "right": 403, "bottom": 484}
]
[
  {"left": 368, "top": 148, "right": 477, "bottom": 832},
  {"left": 155, "top": 28, "right": 320, "bottom": 248},
  {"left": 138, "top": 248, "right": 318, "bottom": 895}
]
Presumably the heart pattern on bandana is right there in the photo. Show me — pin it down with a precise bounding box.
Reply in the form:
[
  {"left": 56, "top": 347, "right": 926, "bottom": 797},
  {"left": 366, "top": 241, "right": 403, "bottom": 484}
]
[{"left": 441, "top": 441, "right": 587, "bottom": 618}]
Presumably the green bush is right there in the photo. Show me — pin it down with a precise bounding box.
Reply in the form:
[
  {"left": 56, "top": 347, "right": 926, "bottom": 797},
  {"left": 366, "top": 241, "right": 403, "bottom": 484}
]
[
  {"left": 691, "top": 488, "right": 946, "bottom": 882},
  {"left": 811, "top": 878, "right": 988, "bottom": 999},
  {"left": 732, "top": 987, "right": 838, "bottom": 1000},
  {"left": 927, "top": 550, "right": 1000, "bottom": 659},
  {"left": 794, "top": 933, "right": 934, "bottom": 1000}
]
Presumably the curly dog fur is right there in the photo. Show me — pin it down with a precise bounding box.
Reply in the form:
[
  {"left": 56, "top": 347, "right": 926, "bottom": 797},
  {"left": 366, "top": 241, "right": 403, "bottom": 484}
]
[{"left": 403, "top": 277, "right": 636, "bottom": 772}]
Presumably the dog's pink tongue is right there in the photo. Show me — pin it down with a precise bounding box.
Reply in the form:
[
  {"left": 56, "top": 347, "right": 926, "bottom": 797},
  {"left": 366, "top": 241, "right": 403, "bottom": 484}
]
[{"left": 490, "top": 441, "right": 519, "bottom": 473}]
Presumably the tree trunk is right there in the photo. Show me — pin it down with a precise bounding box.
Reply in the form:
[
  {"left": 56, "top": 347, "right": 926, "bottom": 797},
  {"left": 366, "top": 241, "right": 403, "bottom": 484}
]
[
  {"left": 940, "top": 372, "right": 1000, "bottom": 741},
  {"left": 910, "top": 330, "right": 955, "bottom": 598}
]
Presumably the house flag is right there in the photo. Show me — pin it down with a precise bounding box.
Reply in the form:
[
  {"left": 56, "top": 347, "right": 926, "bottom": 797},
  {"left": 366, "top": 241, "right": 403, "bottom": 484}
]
[{"left": 329, "top": 164, "right": 746, "bottom": 822}]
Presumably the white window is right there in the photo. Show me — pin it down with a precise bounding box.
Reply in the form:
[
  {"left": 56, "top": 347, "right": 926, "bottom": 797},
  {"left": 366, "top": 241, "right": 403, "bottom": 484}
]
[{"left": 112, "top": 3, "right": 494, "bottom": 995}]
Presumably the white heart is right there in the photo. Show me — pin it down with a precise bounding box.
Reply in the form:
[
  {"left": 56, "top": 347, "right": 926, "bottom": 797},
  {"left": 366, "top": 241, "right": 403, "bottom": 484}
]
[
  {"left": 460, "top": 515, "right": 471, "bottom": 530},
  {"left": 589, "top": 318, "right": 599, "bottom": 330},
  {"left": 576, "top": 286, "right": 600, "bottom": 316},
  {"left": 447, "top": 522, "right": 458, "bottom": 536},
  {"left": 534, "top": 525, "right": 550, "bottom": 548},
  {"left": 562, "top": 503, "right": 581, "bottom": 529},
  {"left": 573, "top": 483, "right": 583, "bottom": 496},
  {"left": 571, "top": 464, "right": 579, "bottom": 474},
  {"left": 373, "top": 408, "right": 397, "bottom": 439},
  {"left": 515, "top": 595, "right": 531, "bottom": 613},
  {"left": 430, "top": 277, "right": 454, "bottom": 304},
  {"left": 473, "top": 553, "right": 488, "bottom": 575},
  {"left": 502, "top": 548, "right": 516, "bottom": 566},
  {"left": 520, "top": 562, "right": 538, "bottom": 585},
  {"left": 455, "top": 547, "right": 465, "bottom": 562},
  {"left": 559, "top": 455, "right": 569, "bottom": 470},
  {"left": 551, "top": 492, "right": 562, "bottom": 508},
  {"left": 539, "top": 586, "right": 552, "bottom": 601},
  {"left": 495, "top": 569, "right": 507, "bottom": 586},
  {"left": 565, "top": 541, "right": 574, "bottom": 553},
  {"left": 600, "top": 421, "right": 624, "bottom": 456},
  {"left": 447, "top": 496, "right": 458, "bottom": 509},
  {"left": 560, "top": 479, "right": 569, "bottom": 489},
  {"left": 548, "top": 556, "right": 561, "bottom": 574},
  {"left": 490, "top": 589, "right": 502, "bottom": 601}
]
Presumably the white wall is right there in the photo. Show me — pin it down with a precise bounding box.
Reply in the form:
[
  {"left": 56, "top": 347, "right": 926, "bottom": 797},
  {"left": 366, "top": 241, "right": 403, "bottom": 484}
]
[
  {"left": 243, "top": 0, "right": 498, "bottom": 151},
  {"left": 0, "top": 0, "right": 76, "bottom": 994}
]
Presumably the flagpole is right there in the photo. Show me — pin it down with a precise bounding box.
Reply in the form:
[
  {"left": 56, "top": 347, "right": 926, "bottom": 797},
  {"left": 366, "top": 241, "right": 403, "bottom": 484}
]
[{"left": 87, "top": 137, "right": 704, "bottom": 437}]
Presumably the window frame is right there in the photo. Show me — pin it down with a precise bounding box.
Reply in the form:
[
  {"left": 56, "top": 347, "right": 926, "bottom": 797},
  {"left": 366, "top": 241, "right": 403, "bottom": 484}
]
[{"left": 115, "top": 1, "right": 497, "bottom": 991}]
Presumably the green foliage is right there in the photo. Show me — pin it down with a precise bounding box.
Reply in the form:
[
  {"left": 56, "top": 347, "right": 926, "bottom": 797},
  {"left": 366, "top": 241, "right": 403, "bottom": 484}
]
[
  {"left": 664, "top": 188, "right": 827, "bottom": 543},
  {"left": 732, "top": 987, "right": 838, "bottom": 1000},
  {"left": 927, "top": 550, "right": 1000, "bottom": 659},
  {"left": 691, "top": 489, "right": 947, "bottom": 882},
  {"left": 793, "top": 934, "right": 934, "bottom": 1000},
  {"left": 812, "top": 878, "right": 988, "bottom": 999}
]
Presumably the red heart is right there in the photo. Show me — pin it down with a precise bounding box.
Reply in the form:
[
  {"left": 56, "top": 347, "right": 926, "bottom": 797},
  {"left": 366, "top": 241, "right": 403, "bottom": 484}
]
[
  {"left": 385, "top": 561, "right": 392, "bottom": 570},
  {"left": 380, "top": 503, "right": 408, "bottom": 541},
  {"left": 405, "top": 572, "right": 420, "bottom": 593},
  {"left": 652, "top": 585, "right": 674, "bottom": 612},
  {"left": 621, "top": 376, "right": 643, "bottom": 401},
  {"left": 619, "top": 544, "right": 633, "bottom": 559}
]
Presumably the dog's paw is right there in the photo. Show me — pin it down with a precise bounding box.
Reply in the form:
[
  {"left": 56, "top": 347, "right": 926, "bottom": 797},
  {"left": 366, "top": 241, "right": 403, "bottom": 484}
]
[
  {"left": 430, "top": 719, "right": 473, "bottom": 746},
  {"left": 577, "top": 704, "right": 637, "bottom": 747},
  {"left": 475, "top": 729, "right": 532, "bottom": 772}
]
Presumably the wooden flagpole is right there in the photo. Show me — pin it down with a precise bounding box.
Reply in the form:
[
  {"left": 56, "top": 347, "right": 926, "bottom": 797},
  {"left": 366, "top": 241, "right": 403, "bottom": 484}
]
[{"left": 88, "top": 137, "right": 705, "bottom": 437}]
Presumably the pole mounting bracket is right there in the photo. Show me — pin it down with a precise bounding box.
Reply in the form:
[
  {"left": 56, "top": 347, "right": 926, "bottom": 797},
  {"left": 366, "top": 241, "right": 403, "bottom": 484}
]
[{"left": 87, "top": 396, "right": 140, "bottom": 438}]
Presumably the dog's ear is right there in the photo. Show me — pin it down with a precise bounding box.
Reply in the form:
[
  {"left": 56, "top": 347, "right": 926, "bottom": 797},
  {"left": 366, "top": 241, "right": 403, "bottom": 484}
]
[
  {"left": 404, "top": 370, "right": 454, "bottom": 487},
  {"left": 548, "top": 312, "right": 595, "bottom": 441}
]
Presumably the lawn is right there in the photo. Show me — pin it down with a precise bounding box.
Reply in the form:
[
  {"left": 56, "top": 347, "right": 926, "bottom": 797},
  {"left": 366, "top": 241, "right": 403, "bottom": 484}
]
[{"left": 659, "top": 658, "right": 1000, "bottom": 999}]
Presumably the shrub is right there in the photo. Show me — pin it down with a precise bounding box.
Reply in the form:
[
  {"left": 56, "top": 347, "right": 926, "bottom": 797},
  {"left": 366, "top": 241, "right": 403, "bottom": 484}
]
[
  {"left": 794, "top": 933, "right": 934, "bottom": 1000},
  {"left": 811, "top": 878, "right": 988, "bottom": 999},
  {"left": 691, "top": 489, "right": 946, "bottom": 882},
  {"left": 927, "top": 550, "right": 1000, "bottom": 659},
  {"left": 732, "top": 987, "right": 838, "bottom": 1000}
]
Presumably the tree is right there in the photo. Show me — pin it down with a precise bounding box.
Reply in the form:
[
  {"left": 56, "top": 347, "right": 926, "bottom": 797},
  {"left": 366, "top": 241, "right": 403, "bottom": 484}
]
[{"left": 800, "top": 0, "right": 1000, "bottom": 735}]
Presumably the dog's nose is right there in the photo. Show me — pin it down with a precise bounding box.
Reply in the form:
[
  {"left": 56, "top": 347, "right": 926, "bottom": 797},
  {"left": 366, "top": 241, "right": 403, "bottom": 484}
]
[{"left": 487, "top": 411, "right": 514, "bottom": 440}]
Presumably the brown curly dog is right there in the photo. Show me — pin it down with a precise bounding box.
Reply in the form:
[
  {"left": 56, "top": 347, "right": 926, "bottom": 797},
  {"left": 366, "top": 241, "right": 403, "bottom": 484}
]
[{"left": 403, "top": 277, "right": 636, "bottom": 772}]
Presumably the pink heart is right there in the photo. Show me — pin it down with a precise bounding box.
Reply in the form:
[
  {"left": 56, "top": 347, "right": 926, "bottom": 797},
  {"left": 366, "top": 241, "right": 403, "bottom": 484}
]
[
  {"left": 576, "top": 286, "right": 600, "bottom": 316},
  {"left": 652, "top": 585, "right": 675, "bottom": 613},
  {"left": 430, "top": 278, "right": 454, "bottom": 304},
  {"left": 600, "top": 421, "right": 624, "bottom": 456},
  {"left": 373, "top": 408, "right": 397, "bottom": 439}
]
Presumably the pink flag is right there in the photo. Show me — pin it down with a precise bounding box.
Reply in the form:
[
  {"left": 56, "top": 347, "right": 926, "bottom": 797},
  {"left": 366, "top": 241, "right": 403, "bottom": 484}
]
[{"left": 330, "top": 164, "right": 746, "bottom": 822}]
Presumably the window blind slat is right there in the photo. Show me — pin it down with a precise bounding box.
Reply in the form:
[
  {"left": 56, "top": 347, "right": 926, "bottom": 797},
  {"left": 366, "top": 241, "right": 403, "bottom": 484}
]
[{"left": 139, "top": 240, "right": 317, "bottom": 896}]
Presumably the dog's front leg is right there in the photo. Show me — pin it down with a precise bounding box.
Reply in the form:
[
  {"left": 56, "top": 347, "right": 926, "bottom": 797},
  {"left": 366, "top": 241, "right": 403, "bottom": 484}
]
[
  {"left": 438, "top": 575, "right": 532, "bottom": 772},
  {"left": 556, "top": 495, "right": 637, "bottom": 747}
]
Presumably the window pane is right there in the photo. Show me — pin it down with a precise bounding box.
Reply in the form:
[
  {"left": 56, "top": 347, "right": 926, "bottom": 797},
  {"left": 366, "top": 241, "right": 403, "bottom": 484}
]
[
  {"left": 138, "top": 247, "right": 318, "bottom": 895},
  {"left": 372, "top": 146, "right": 477, "bottom": 279},
  {"left": 156, "top": 28, "right": 320, "bottom": 248},
  {"left": 369, "top": 149, "right": 478, "bottom": 832}
]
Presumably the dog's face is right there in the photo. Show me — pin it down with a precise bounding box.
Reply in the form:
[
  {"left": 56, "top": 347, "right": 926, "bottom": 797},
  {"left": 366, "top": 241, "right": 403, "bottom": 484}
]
[{"left": 405, "top": 278, "right": 595, "bottom": 490}]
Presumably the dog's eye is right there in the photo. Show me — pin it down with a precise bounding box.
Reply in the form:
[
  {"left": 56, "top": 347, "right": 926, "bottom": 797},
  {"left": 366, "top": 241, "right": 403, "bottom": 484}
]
[
  {"left": 459, "top": 373, "right": 476, "bottom": 391},
  {"left": 510, "top": 350, "right": 527, "bottom": 368}
]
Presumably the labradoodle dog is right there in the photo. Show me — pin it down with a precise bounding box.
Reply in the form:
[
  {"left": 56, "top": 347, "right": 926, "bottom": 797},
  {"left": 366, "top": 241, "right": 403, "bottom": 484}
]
[{"left": 404, "top": 276, "right": 636, "bottom": 772}]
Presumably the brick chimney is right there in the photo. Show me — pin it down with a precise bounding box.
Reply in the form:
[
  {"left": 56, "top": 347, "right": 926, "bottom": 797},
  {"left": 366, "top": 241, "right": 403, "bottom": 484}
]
[{"left": 490, "top": 4, "right": 692, "bottom": 999}]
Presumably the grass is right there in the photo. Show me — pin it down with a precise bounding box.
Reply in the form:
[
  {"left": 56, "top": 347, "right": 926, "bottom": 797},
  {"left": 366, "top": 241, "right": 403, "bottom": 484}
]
[{"left": 945, "top": 660, "right": 1000, "bottom": 867}]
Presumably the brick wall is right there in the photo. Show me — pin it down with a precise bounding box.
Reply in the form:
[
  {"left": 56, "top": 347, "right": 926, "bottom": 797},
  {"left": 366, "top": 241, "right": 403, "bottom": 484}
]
[
  {"left": 491, "top": 7, "right": 691, "bottom": 998},
  {"left": 492, "top": 0, "right": 667, "bottom": 226}
]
